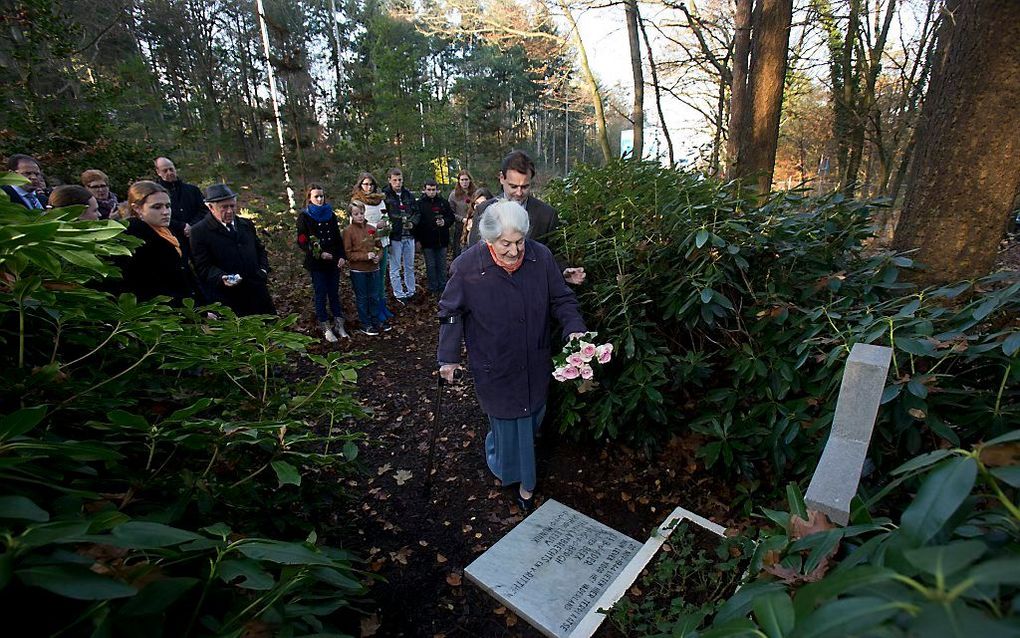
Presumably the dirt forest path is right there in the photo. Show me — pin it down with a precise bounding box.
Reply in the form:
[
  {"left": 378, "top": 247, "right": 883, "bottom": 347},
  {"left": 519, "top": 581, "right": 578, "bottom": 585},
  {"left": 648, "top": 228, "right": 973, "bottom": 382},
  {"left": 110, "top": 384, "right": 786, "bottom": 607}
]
[{"left": 262, "top": 216, "right": 742, "bottom": 637}]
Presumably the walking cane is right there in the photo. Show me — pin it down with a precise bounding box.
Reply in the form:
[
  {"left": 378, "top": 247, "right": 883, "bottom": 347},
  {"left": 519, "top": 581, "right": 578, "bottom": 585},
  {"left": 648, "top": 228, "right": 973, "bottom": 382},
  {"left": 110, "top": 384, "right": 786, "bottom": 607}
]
[{"left": 425, "top": 367, "right": 462, "bottom": 496}]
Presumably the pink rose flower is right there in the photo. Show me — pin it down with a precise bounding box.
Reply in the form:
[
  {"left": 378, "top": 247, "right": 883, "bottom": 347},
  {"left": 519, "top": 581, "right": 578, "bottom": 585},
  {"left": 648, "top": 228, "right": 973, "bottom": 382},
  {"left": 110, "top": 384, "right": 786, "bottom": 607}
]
[
  {"left": 596, "top": 343, "right": 613, "bottom": 364},
  {"left": 562, "top": 365, "right": 580, "bottom": 380},
  {"left": 566, "top": 352, "right": 584, "bottom": 367},
  {"left": 580, "top": 364, "right": 594, "bottom": 380},
  {"left": 552, "top": 367, "right": 567, "bottom": 382},
  {"left": 579, "top": 342, "right": 597, "bottom": 362}
]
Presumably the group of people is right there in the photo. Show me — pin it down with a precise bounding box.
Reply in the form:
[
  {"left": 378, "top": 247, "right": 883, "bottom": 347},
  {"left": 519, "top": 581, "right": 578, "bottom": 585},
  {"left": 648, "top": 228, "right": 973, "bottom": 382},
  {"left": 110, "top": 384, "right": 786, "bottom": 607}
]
[
  {"left": 4, "top": 153, "right": 275, "bottom": 316},
  {"left": 296, "top": 167, "right": 496, "bottom": 340},
  {"left": 5, "top": 148, "right": 589, "bottom": 512}
]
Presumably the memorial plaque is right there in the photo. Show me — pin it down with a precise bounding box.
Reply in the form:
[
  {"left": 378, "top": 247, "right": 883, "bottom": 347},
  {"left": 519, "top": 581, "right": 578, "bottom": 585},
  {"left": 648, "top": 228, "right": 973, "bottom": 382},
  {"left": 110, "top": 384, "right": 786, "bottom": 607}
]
[{"left": 465, "top": 499, "right": 642, "bottom": 638}]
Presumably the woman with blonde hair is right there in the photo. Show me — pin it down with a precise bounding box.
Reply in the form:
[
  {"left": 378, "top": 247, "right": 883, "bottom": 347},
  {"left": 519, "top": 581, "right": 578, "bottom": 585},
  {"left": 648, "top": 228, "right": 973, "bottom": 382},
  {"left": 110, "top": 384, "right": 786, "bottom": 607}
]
[{"left": 80, "top": 169, "right": 118, "bottom": 219}]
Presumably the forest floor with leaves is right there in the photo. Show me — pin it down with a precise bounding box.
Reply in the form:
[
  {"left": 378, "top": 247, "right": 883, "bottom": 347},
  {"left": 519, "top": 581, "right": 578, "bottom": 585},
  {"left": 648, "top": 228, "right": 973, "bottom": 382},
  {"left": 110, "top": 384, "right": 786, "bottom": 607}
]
[{"left": 261, "top": 218, "right": 745, "bottom": 638}]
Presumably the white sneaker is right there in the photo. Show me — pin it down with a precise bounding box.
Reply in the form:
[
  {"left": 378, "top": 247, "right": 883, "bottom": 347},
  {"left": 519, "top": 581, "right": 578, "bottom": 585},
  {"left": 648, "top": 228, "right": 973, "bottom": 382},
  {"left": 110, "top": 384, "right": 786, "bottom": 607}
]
[
  {"left": 321, "top": 322, "right": 339, "bottom": 343},
  {"left": 333, "top": 319, "right": 350, "bottom": 339}
]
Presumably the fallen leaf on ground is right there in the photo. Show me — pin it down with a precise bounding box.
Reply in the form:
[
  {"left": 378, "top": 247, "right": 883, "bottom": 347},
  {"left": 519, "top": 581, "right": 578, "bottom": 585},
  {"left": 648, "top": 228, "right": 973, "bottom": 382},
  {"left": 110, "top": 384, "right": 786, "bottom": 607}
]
[
  {"left": 791, "top": 510, "right": 834, "bottom": 540},
  {"left": 436, "top": 553, "right": 447, "bottom": 563},
  {"left": 376, "top": 463, "right": 392, "bottom": 476},
  {"left": 981, "top": 442, "right": 1020, "bottom": 467},
  {"left": 393, "top": 469, "right": 413, "bottom": 485},
  {"left": 446, "top": 571, "right": 462, "bottom": 586},
  {"left": 390, "top": 546, "right": 412, "bottom": 565},
  {"left": 360, "top": 614, "right": 381, "bottom": 637},
  {"left": 241, "top": 620, "right": 272, "bottom": 638}
]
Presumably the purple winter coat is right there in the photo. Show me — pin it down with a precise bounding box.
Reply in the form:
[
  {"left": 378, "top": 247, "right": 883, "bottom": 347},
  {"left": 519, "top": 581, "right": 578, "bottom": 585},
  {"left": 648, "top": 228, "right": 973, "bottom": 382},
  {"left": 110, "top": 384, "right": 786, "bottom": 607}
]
[{"left": 438, "top": 239, "right": 587, "bottom": 419}]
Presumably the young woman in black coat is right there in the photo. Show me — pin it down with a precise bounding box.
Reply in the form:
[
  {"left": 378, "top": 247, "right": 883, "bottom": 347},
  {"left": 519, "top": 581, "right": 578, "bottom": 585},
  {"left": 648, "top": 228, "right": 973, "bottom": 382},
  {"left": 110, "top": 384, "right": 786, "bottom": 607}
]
[
  {"left": 120, "top": 181, "right": 196, "bottom": 305},
  {"left": 297, "top": 183, "right": 349, "bottom": 341}
]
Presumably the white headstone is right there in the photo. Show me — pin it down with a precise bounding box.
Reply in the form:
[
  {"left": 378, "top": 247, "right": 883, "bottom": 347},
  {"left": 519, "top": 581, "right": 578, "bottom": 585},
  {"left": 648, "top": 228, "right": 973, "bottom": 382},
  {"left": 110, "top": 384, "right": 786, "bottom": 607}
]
[
  {"left": 465, "top": 500, "right": 641, "bottom": 637},
  {"left": 465, "top": 500, "right": 726, "bottom": 638},
  {"left": 805, "top": 343, "right": 892, "bottom": 524}
]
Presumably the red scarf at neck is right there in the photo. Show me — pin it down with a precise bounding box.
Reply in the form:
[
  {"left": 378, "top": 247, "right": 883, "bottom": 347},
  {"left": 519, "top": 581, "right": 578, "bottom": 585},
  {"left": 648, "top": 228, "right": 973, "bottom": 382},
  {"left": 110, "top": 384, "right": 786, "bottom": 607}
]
[{"left": 487, "top": 242, "right": 525, "bottom": 274}]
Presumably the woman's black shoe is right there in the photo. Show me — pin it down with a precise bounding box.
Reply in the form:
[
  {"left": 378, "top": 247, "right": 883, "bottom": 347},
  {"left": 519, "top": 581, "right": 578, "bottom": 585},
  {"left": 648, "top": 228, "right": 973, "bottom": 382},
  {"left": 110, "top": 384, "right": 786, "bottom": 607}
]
[{"left": 516, "top": 493, "right": 536, "bottom": 513}]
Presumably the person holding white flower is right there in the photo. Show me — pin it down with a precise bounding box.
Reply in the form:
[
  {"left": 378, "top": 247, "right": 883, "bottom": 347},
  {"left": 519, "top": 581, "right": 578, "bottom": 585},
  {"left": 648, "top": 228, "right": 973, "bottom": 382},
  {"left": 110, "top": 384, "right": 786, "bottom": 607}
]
[{"left": 437, "top": 200, "right": 587, "bottom": 512}]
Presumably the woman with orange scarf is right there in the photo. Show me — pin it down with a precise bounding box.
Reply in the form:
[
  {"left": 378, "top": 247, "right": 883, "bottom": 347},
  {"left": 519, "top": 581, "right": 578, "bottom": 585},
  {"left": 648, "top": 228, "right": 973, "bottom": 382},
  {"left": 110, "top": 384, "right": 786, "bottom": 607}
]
[
  {"left": 437, "top": 200, "right": 587, "bottom": 511},
  {"left": 120, "top": 180, "right": 196, "bottom": 305},
  {"left": 351, "top": 172, "right": 395, "bottom": 323}
]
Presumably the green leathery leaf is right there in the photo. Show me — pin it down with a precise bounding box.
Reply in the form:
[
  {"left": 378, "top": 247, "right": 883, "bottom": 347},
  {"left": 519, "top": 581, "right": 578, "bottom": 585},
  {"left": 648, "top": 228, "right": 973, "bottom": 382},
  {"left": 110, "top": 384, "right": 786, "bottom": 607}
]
[
  {"left": 900, "top": 457, "right": 977, "bottom": 545},
  {"left": 119, "top": 577, "right": 199, "bottom": 616},
  {"left": 217, "top": 559, "right": 275, "bottom": 590},
  {"left": 695, "top": 229, "right": 710, "bottom": 248},
  {"left": 904, "top": 540, "right": 987, "bottom": 578},
  {"left": 753, "top": 590, "right": 794, "bottom": 638},
  {"left": 235, "top": 540, "right": 335, "bottom": 566},
  {"left": 16, "top": 565, "right": 137, "bottom": 600},
  {"left": 271, "top": 460, "right": 301, "bottom": 487},
  {"left": 0, "top": 405, "right": 47, "bottom": 440},
  {"left": 791, "top": 597, "right": 900, "bottom": 638},
  {"left": 0, "top": 496, "right": 49, "bottom": 522},
  {"left": 110, "top": 522, "right": 204, "bottom": 548}
]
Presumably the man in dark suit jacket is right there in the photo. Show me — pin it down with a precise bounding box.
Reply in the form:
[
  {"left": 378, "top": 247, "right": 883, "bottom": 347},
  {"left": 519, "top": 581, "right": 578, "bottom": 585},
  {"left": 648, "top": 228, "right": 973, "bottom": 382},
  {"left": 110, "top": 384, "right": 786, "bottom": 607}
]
[
  {"left": 3, "top": 154, "right": 46, "bottom": 210},
  {"left": 155, "top": 156, "right": 207, "bottom": 234},
  {"left": 189, "top": 184, "right": 276, "bottom": 316},
  {"left": 468, "top": 150, "right": 585, "bottom": 285}
]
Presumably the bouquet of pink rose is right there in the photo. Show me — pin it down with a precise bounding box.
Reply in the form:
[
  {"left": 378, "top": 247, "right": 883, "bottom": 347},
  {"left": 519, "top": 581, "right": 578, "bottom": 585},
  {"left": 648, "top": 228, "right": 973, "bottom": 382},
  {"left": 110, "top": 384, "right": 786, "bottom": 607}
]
[{"left": 552, "top": 332, "right": 613, "bottom": 391}]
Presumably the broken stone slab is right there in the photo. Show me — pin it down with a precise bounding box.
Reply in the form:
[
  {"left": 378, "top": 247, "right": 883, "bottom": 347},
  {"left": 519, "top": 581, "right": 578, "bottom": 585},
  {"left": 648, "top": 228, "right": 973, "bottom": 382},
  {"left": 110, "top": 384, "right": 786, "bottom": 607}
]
[
  {"left": 805, "top": 342, "right": 892, "bottom": 525},
  {"left": 464, "top": 499, "right": 725, "bottom": 638},
  {"left": 567, "top": 505, "right": 725, "bottom": 638}
]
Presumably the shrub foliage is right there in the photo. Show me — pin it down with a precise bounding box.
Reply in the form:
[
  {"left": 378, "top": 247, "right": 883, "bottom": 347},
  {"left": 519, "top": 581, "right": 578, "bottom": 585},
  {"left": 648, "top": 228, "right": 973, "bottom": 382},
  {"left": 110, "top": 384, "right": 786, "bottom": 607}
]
[
  {"left": 0, "top": 173, "right": 367, "bottom": 636},
  {"left": 546, "top": 161, "right": 1020, "bottom": 480}
]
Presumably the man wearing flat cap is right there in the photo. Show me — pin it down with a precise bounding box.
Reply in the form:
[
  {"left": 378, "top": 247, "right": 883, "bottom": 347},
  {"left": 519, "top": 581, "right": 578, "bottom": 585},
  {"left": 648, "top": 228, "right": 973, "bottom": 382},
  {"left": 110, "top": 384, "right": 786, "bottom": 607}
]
[{"left": 189, "top": 184, "right": 276, "bottom": 316}]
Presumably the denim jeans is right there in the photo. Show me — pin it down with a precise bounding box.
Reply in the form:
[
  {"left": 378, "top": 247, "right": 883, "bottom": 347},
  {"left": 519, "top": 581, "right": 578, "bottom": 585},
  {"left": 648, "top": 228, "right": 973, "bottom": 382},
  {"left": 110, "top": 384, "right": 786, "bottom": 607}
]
[
  {"left": 389, "top": 237, "right": 415, "bottom": 298},
  {"left": 309, "top": 268, "right": 343, "bottom": 323},
  {"left": 349, "top": 270, "right": 381, "bottom": 327},
  {"left": 423, "top": 247, "right": 447, "bottom": 293}
]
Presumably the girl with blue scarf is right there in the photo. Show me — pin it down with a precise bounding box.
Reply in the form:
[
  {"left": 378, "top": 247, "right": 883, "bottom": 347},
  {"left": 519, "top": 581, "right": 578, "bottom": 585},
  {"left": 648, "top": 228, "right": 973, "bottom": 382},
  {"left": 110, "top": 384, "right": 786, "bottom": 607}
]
[{"left": 297, "top": 183, "right": 349, "bottom": 341}]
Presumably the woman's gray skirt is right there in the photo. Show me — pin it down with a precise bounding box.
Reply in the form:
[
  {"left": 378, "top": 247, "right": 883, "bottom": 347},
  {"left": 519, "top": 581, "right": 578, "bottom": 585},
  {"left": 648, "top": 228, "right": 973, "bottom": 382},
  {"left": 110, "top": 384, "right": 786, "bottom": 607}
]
[{"left": 484, "top": 405, "right": 546, "bottom": 492}]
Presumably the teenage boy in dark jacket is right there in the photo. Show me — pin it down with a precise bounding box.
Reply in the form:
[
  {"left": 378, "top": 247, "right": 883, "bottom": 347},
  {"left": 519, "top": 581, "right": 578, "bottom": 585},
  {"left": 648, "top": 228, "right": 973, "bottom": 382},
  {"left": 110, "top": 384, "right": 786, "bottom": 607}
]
[
  {"left": 412, "top": 179, "right": 456, "bottom": 294},
  {"left": 382, "top": 168, "right": 418, "bottom": 301}
]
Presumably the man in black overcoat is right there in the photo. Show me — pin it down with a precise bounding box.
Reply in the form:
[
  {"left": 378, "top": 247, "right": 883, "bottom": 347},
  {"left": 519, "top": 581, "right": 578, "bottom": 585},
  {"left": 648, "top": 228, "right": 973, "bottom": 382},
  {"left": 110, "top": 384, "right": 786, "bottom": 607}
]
[
  {"left": 189, "top": 184, "right": 276, "bottom": 316},
  {"left": 155, "top": 156, "right": 207, "bottom": 234}
]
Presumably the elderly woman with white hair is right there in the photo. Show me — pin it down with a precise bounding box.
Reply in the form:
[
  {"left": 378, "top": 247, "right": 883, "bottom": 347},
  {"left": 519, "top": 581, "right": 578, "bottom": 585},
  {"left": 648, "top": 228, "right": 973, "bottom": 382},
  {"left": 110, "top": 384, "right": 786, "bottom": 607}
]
[{"left": 437, "top": 200, "right": 587, "bottom": 511}]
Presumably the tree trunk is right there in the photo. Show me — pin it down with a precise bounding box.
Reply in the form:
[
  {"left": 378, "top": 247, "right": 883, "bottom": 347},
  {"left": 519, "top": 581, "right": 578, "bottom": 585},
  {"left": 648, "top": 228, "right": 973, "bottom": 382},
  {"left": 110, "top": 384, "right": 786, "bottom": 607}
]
[
  {"left": 559, "top": 0, "right": 611, "bottom": 162},
  {"left": 255, "top": 0, "right": 296, "bottom": 211},
  {"left": 892, "top": 0, "right": 1020, "bottom": 284},
  {"left": 730, "top": 0, "right": 792, "bottom": 193},
  {"left": 726, "top": 0, "right": 751, "bottom": 179},
  {"left": 623, "top": 0, "right": 644, "bottom": 160},
  {"left": 638, "top": 15, "right": 674, "bottom": 166}
]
